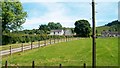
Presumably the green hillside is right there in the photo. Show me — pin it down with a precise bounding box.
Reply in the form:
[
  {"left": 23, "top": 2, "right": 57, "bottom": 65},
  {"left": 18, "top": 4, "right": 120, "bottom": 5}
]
[
  {"left": 96, "top": 26, "right": 110, "bottom": 34},
  {"left": 96, "top": 20, "right": 119, "bottom": 35}
]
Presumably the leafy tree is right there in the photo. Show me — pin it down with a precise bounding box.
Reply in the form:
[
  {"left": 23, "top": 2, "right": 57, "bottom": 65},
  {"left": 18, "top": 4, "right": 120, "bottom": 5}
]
[
  {"left": 1, "top": 0, "right": 27, "bottom": 33},
  {"left": 39, "top": 24, "right": 50, "bottom": 34},
  {"left": 105, "top": 20, "right": 120, "bottom": 32},
  {"left": 74, "top": 20, "right": 91, "bottom": 37},
  {"left": 55, "top": 23, "right": 62, "bottom": 29},
  {"left": 105, "top": 20, "right": 120, "bottom": 26},
  {"left": 48, "top": 22, "right": 62, "bottom": 30}
]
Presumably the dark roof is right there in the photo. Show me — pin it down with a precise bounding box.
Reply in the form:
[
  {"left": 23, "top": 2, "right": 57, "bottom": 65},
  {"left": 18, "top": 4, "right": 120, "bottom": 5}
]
[{"left": 51, "top": 30, "right": 63, "bottom": 32}]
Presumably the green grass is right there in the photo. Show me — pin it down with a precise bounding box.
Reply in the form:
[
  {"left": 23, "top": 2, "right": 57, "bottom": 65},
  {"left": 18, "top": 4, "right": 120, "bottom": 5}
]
[{"left": 2, "top": 38, "right": 118, "bottom": 66}]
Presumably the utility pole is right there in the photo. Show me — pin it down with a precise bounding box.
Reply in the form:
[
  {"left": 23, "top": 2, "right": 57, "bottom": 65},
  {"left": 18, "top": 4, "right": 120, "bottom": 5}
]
[{"left": 92, "top": 0, "right": 96, "bottom": 68}]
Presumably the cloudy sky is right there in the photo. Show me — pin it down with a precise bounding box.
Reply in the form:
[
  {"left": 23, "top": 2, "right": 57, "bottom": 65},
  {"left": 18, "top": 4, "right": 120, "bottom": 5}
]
[{"left": 20, "top": 0, "right": 119, "bottom": 30}]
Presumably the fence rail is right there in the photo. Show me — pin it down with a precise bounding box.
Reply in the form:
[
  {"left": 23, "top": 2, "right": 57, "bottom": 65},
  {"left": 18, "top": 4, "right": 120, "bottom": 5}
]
[{"left": 1, "top": 37, "right": 79, "bottom": 56}]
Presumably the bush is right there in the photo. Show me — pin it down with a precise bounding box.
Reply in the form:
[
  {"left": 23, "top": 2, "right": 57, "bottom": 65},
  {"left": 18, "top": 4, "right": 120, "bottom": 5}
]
[{"left": 2, "top": 34, "right": 73, "bottom": 45}]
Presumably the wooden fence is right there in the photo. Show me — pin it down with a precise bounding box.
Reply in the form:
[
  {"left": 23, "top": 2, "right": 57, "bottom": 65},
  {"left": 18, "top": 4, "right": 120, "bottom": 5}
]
[
  {"left": 1, "top": 37, "right": 80, "bottom": 56},
  {"left": 3, "top": 60, "right": 86, "bottom": 68}
]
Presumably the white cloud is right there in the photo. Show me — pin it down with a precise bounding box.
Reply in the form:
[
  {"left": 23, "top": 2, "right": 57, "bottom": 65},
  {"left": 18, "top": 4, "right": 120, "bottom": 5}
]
[
  {"left": 22, "top": 3, "right": 92, "bottom": 29},
  {"left": 22, "top": 2, "right": 118, "bottom": 29},
  {"left": 22, "top": 3, "right": 91, "bottom": 29}
]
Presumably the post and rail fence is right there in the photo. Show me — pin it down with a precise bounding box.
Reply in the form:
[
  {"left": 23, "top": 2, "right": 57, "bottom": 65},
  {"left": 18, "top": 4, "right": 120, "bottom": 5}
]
[
  {"left": 3, "top": 60, "right": 86, "bottom": 68},
  {"left": 1, "top": 37, "right": 79, "bottom": 56}
]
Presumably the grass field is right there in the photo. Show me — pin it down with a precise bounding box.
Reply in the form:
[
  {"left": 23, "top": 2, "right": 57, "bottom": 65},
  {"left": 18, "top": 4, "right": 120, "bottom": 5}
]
[{"left": 2, "top": 37, "right": 118, "bottom": 66}]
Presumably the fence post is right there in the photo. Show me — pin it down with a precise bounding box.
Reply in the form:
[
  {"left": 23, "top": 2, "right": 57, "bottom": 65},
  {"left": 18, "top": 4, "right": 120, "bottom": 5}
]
[
  {"left": 32, "top": 61, "right": 35, "bottom": 68},
  {"left": 10, "top": 46, "right": 12, "bottom": 55},
  {"left": 59, "top": 64, "right": 62, "bottom": 68},
  {"left": 44, "top": 40, "right": 46, "bottom": 46},
  {"left": 5, "top": 61, "right": 7, "bottom": 68},
  {"left": 61, "top": 38, "right": 62, "bottom": 42},
  {"left": 68, "top": 37, "right": 69, "bottom": 41},
  {"left": 50, "top": 39, "right": 51, "bottom": 44},
  {"left": 21, "top": 43, "right": 24, "bottom": 52},
  {"left": 38, "top": 41, "right": 40, "bottom": 47},
  {"left": 54, "top": 39, "right": 55, "bottom": 43},
  {"left": 66, "top": 37, "right": 67, "bottom": 42},
  {"left": 83, "top": 63, "right": 86, "bottom": 68},
  {"left": 31, "top": 41, "right": 33, "bottom": 49},
  {"left": 64, "top": 37, "right": 66, "bottom": 42},
  {"left": 58, "top": 38, "right": 59, "bottom": 43}
]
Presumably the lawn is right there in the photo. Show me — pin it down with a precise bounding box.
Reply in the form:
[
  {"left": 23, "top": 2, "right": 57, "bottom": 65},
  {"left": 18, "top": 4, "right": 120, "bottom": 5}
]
[{"left": 2, "top": 37, "right": 118, "bottom": 66}]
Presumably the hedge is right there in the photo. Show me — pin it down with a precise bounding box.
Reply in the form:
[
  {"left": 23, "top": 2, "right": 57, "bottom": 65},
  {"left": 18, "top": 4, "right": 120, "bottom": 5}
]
[{"left": 2, "top": 34, "right": 73, "bottom": 45}]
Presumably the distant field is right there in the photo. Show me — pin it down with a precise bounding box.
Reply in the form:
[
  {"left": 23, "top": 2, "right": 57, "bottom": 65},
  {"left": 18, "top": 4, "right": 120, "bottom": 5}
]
[{"left": 2, "top": 37, "right": 118, "bottom": 66}]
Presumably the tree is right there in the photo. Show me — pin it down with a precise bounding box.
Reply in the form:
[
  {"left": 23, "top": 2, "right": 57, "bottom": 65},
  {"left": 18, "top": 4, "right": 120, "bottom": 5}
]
[
  {"left": 48, "top": 22, "right": 62, "bottom": 30},
  {"left": 74, "top": 20, "right": 91, "bottom": 37},
  {"left": 1, "top": 0, "right": 27, "bottom": 33},
  {"left": 105, "top": 20, "right": 120, "bottom": 32},
  {"left": 39, "top": 24, "right": 50, "bottom": 34},
  {"left": 55, "top": 23, "right": 62, "bottom": 29}
]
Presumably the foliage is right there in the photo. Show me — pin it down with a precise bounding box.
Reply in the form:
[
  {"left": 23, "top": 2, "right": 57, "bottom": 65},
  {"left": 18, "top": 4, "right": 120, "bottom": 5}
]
[
  {"left": 2, "top": 34, "right": 70, "bottom": 45},
  {"left": 96, "top": 20, "right": 120, "bottom": 34},
  {"left": 105, "top": 20, "right": 120, "bottom": 26},
  {"left": 39, "top": 24, "right": 50, "bottom": 34},
  {"left": 74, "top": 20, "right": 91, "bottom": 37},
  {"left": 1, "top": 0, "right": 27, "bottom": 32},
  {"left": 38, "top": 22, "right": 62, "bottom": 34},
  {"left": 48, "top": 22, "right": 62, "bottom": 30},
  {"left": 105, "top": 20, "right": 120, "bottom": 32}
]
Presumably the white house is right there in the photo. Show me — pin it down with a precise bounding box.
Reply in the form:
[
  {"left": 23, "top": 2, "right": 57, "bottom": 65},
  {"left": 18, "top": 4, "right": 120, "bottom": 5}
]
[
  {"left": 64, "top": 29, "right": 73, "bottom": 36},
  {"left": 49, "top": 29, "right": 73, "bottom": 36},
  {"left": 50, "top": 30, "right": 64, "bottom": 35}
]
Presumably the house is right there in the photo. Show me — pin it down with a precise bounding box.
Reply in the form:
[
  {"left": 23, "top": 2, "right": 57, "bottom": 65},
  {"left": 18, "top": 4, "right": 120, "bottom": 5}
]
[
  {"left": 49, "top": 29, "right": 73, "bottom": 36},
  {"left": 64, "top": 29, "right": 73, "bottom": 36},
  {"left": 50, "top": 30, "right": 64, "bottom": 35},
  {"left": 101, "top": 30, "right": 120, "bottom": 37}
]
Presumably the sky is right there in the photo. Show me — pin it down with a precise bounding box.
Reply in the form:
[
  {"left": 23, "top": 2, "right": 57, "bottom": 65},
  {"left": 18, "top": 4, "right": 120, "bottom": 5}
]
[{"left": 20, "top": 0, "right": 119, "bottom": 30}]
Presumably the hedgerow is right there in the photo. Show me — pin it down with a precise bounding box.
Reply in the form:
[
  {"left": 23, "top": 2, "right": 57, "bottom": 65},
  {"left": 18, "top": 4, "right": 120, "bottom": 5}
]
[{"left": 2, "top": 34, "right": 73, "bottom": 45}]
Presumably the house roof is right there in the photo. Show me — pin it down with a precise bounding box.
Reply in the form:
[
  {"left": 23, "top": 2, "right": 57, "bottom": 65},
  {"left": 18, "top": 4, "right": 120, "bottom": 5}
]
[{"left": 51, "top": 30, "right": 63, "bottom": 32}]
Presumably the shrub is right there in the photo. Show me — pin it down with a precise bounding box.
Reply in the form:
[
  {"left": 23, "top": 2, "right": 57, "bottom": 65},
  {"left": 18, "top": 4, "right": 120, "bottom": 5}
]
[{"left": 2, "top": 34, "right": 73, "bottom": 45}]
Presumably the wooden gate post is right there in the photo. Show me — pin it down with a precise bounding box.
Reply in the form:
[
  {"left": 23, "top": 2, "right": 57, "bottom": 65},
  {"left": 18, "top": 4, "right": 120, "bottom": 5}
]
[
  {"left": 10, "top": 46, "right": 12, "bottom": 55},
  {"left": 66, "top": 36, "right": 67, "bottom": 42},
  {"left": 5, "top": 61, "right": 8, "bottom": 68},
  {"left": 59, "top": 64, "right": 62, "bottom": 68},
  {"left": 50, "top": 39, "right": 51, "bottom": 44},
  {"left": 58, "top": 38, "right": 59, "bottom": 43},
  {"left": 32, "top": 61, "right": 35, "bottom": 68},
  {"left": 83, "top": 63, "right": 86, "bottom": 68},
  {"left": 21, "top": 43, "right": 24, "bottom": 52},
  {"left": 31, "top": 41, "right": 33, "bottom": 49},
  {"left": 64, "top": 37, "right": 65, "bottom": 42},
  {"left": 54, "top": 39, "right": 55, "bottom": 43},
  {"left": 38, "top": 41, "right": 40, "bottom": 47},
  {"left": 44, "top": 40, "right": 46, "bottom": 46}
]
